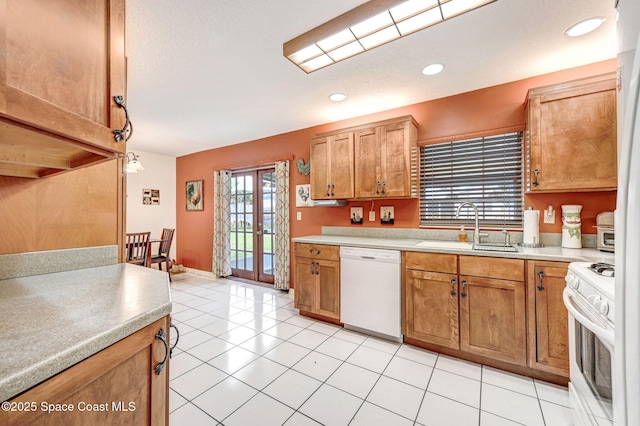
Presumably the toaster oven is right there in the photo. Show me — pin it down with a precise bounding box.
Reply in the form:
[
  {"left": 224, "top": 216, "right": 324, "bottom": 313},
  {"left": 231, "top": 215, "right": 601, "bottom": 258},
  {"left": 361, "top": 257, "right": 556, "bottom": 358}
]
[{"left": 596, "top": 211, "right": 615, "bottom": 252}]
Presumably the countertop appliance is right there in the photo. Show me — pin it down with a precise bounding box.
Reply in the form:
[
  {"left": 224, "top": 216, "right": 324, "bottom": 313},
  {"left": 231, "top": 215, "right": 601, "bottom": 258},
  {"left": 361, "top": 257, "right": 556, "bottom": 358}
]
[
  {"left": 340, "top": 246, "right": 402, "bottom": 341},
  {"left": 565, "top": 262, "right": 615, "bottom": 425},
  {"left": 616, "top": 1, "right": 640, "bottom": 425},
  {"left": 596, "top": 212, "right": 615, "bottom": 253}
]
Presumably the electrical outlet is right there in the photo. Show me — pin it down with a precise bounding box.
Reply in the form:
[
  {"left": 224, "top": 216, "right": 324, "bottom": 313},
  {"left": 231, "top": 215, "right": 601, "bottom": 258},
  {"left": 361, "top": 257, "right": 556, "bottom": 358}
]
[
  {"left": 297, "top": 211, "right": 302, "bottom": 221},
  {"left": 369, "top": 211, "right": 375, "bottom": 221},
  {"left": 543, "top": 208, "right": 555, "bottom": 224}
]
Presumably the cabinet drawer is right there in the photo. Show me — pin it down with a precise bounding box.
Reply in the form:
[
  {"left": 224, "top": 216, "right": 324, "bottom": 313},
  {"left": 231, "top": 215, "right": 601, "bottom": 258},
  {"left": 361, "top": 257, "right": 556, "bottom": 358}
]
[
  {"left": 404, "top": 251, "right": 457, "bottom": 274},
  {"left": 459, "top": 256, "right": 524, "bottom": 281},
  {"left": 295, "top": 243, "right": 339, "bottom": 261}
]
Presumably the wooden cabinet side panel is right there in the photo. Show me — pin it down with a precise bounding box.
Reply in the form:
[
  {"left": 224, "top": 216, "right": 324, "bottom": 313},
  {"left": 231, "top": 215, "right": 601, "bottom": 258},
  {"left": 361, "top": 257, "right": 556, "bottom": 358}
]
[
  {"left": 4, "top": 317, "right": 169, "bottom": 426},
  {"left": 460, "top": 276, "right": 527, "bottom": 366}
]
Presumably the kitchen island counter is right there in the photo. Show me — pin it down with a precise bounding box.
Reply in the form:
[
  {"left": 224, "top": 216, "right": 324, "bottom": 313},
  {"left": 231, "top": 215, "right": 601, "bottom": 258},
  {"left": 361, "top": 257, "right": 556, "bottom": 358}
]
[{"left": 0, "top": 263, "right": 171, "bottom": 402}]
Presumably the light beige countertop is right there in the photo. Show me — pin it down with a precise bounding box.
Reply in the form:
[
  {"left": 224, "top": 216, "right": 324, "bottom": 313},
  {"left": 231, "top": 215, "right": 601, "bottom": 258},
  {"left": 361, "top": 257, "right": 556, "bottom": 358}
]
[
  {"left": 292, "top": 234, "right": 615, "bottom": 263},
  {"left": 0, "top": 263, "right": 172, "bottom": 402}
]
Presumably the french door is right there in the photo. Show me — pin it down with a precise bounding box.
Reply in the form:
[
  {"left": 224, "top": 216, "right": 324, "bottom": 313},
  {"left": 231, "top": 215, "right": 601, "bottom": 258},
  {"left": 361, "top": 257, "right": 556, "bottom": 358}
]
[{"left": 230, "top": 169, "right": 276, "bottom": 284}]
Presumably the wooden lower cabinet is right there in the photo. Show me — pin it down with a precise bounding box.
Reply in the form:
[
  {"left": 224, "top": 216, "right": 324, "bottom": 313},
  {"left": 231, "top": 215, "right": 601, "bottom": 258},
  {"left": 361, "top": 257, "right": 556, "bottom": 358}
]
[
  {"left": 2, "top": 316, "right": 170, "bottom": 426},
  {"left": 527, "top": 260, "right": 570, "bottom": 377},
  {"left": 404, "top": 252, "right": 459, "bottom": 349},
  {"left": 294, "top": 243, "right": 340, "bottom": 321}
]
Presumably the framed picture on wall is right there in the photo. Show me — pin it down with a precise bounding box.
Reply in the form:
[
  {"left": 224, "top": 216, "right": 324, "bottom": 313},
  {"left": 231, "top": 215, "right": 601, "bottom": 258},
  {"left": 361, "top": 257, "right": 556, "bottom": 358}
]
[
  {"left": 186, "top": 180, "right": 203, "bottom": 211},
  {"left": 143, "top": 189, "right": 160, "bottom": 205},
  {"left": 295, "top": 184, "right": 313, "bottom": 207}
]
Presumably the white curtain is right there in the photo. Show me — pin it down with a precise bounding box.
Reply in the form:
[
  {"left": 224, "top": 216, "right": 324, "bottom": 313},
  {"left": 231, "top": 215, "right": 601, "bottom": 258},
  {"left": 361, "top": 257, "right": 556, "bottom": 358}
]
[
  {"left": 274, "top": 161, "right": 290, "bottom": 290},
  {"left": 213, "top": 170, "right": 232, "bottom": 277}
]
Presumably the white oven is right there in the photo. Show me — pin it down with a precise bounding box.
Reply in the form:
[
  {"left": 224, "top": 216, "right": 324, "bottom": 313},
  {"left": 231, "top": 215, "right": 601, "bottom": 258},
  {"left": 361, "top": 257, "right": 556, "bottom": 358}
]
[{"left": 564, "top": 262, "right": 615, "bottom": 426}]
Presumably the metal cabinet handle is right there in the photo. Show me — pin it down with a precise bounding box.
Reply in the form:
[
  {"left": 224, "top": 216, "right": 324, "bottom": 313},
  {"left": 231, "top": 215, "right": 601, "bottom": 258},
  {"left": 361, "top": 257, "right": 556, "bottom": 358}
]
[
  {"left": 154, "top": 328, "right": 169, "bottom": 375},
  {"left": 532, "top": 169, "right": 540, "bottom": 187},
  {"left": 461, "top": 280, "right": 467, "bottom": 298},
  {"left": 326, "top": 184, "right": 331, "bottom": 197},
  {"left": 381, "top": 181, "right": 386, "bottom": 195},
  {"left": 113, "top": 96, "right": 133, "bottom": 142},
  {"left": 330, "top": 184, "right": 335, "bottom": 197},
  {"left": 170, "top": 319, "right": 180, "bottom": 358},
  {"left": 450, "top": 278, "right": 457, "bottom": 296},
  {"left": 375, "top": 181, "right": 381, "bottom": 195},
  {"left": 537, "top": 270, "right": 546, "bottom": 291},
  {"left": 310, "top": 261, "right": 316, "bottom": 275}
]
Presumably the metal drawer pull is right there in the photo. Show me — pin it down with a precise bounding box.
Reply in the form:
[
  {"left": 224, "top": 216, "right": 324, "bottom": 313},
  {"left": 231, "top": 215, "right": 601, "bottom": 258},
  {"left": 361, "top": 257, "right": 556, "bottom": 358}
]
[
  {"left": 450, "top": 278, "right": 457, "bottom": 296},
  {"left": 537, "top": 270, "right": 546, "bottom": 291},
  {"left": 113, "top": 95, "right": 133, "bottom": 142},
  {"left": 461, "top": 280, "right": 467, "bottom": 298},
  {"left": 154, "top": 328, "right": 169, "bottom": 375}
]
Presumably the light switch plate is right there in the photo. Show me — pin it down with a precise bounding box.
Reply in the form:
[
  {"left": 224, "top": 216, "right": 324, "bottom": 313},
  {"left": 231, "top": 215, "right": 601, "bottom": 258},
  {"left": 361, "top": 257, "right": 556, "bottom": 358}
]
[
  {"left": 297, "top": 211, "right": 302, "bottom": 220},
  {"left": 369, "top": 211, "right": 375, "bottom": 221}
]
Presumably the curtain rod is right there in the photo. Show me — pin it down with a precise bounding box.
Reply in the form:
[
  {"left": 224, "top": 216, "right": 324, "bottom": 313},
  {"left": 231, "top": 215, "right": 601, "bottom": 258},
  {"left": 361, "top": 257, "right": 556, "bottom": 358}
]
[{"left": 224, "top": 155, "right": 294, "bottom": 173}]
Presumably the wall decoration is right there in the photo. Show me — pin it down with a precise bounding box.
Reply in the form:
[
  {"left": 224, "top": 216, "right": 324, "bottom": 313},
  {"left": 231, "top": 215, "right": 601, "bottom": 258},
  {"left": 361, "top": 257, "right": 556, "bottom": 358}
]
[
  {"left": 295, "top": 184, "right": 313, "bottom": 207},
  {"left": 186, "top": 180, "right": 204, "bottom": 211},
  {"left": 380, "top": 206, "right": 395, "bottom": 225},
  {"left": 142, "top": 189, "right": 160, "bottom": 205},
  {"left": 296, "top": 158, "right": 311, "bottom": 176},
  {"left": 350, "top": 207, "right": 363, "bottom": 225}
]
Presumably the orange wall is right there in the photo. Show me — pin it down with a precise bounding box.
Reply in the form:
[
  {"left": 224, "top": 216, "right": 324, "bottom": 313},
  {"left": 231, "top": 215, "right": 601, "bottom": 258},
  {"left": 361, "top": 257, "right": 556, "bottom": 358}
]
[{"left": 176, "top": 59, "right": 617, "bottom": 272}]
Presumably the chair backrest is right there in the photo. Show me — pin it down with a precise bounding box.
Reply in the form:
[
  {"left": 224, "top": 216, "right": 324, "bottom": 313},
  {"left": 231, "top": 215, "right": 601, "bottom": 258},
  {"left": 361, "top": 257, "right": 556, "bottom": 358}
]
[
  {"left": 126, "top": 232, "right": 151, "bottom": 264},
  {"left": 158, "top": 228, "right": 175, "bottom": 256}
]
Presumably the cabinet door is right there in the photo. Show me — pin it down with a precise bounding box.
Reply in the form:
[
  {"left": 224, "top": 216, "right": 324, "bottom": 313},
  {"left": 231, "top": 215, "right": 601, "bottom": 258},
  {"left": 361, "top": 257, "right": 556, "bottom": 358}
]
[
  {"left": 379, "top": 122, "right": 411, "bottom": 197},
  {"left": 460, "top": 276, "right": 527, "bottom": 366},
  {"left": 5, "top": 316, "right": 170, "bottom": 426},
  {"left": 528, "top": 262, "right": 569, "bottom": 375},
  {"left": 310, "top": 137, "right": 330, "bottom": 200},
  {"left": 295, "top": 257, "right": 315, "bottom": 313},
  {"left": 527, "top": 76, "right": 617, "bottom": 192},
  {"left": 316, "top": 259, "right": 340, "bottom": 319},
  {"left": 0, "top": 0, "right": 126, "bottom": 153},
  {"left": 405, "top": 269, "right": 459, "bottom": 349},
  {"left": 329, "top": 133, "right": 355, "bottom": 199},
  {"left": 354, "top": 126, "right": 381, "bottom": 198}
]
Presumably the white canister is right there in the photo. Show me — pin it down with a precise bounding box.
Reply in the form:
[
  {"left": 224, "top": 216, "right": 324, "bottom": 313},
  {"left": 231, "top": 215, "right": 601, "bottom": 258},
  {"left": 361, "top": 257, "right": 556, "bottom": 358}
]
[{"left": 561, "top": 205, "right": 583, "bottom": 248}]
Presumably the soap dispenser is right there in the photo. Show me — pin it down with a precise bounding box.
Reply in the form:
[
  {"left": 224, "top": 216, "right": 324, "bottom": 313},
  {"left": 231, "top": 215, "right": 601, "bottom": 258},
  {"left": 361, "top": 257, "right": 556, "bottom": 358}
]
[{"left": 458, "top": 226, "right": 468, "bottom": 242}]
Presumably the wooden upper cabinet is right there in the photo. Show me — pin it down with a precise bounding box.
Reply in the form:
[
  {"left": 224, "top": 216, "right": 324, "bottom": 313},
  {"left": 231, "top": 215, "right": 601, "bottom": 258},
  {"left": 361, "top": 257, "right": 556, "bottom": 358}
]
[
  {"left": 525, "top": 73, "right": 617, "bottom": 192},
  {"left": 527, "top": 260, "right": 570, "bottom": 377},
  {"left": 0, "top": 0, "right": 127, "bottom": 179},
  {"left": 310, "top": 133, "right": 354, "bottom": 200},
  {"left": 355, "top": 117, "right": 418, "bottom": 198},
  {"left": 309, "top": 115, "right": 418, "bottom": 200}
]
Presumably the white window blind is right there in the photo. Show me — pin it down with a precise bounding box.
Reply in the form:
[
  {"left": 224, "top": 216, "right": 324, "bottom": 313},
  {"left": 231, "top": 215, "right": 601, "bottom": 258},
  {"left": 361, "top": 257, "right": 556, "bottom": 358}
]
[{"left": 420, "top": 132, "right": 524, "bottom": 227}]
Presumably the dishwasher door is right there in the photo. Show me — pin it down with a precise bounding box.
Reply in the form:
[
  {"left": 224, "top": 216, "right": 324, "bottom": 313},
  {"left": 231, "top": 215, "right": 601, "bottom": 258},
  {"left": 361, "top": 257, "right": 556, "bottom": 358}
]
[{"left": 340, "top": 246, "right": 402, "bottom": 340}]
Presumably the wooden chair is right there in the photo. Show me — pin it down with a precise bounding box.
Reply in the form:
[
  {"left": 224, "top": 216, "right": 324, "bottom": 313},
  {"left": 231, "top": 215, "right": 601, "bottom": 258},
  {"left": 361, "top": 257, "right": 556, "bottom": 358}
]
[
  {"left": 150, "top": 228, "right": 175, "bottom": 281},
  {"left": 126, "top": 232, "right": 151, "bottom": 267}
]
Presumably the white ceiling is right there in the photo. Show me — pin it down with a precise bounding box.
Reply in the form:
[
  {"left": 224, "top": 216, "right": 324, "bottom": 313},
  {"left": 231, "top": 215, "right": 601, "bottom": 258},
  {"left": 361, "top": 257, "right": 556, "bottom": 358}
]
[{"left": 125, "top": 0, "right": 616, "bottom": 157}]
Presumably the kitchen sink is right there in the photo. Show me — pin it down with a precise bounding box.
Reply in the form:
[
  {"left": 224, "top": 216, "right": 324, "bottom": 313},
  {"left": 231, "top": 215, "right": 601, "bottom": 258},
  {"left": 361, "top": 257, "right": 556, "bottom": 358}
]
[
  {"left": 472, "top": 243, "right": 518, "bottom": 253},
  {"left": 414, "top": 240, "right": 473, "bottom": 249}
]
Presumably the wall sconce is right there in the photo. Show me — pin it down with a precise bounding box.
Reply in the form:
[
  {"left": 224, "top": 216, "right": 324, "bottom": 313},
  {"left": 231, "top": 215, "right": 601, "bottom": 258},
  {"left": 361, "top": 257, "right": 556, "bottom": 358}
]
[
  {"left": 125, "top": 152, "right": 144, "bottom": 173},
  {"left": 284, "top": 0, "right": 496, "bottom": 73}
]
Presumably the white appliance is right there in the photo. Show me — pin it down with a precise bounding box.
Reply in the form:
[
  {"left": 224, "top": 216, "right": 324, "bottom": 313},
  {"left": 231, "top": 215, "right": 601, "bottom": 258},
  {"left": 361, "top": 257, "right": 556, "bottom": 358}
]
[
  {"left": 616, "top": 1, "right": 640, "bottom": 425},
  {"left": 565, "top": 262, "right": 615, "bottom": 425},
  {"left": 339, "top": 246, "right": 402, "bottom": 341}
]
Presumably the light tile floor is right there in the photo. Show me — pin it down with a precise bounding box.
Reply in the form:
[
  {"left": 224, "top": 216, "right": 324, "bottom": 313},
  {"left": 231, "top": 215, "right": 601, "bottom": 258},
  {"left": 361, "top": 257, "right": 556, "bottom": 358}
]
[{"left": 168, "top": 273, "right": 573, "bottom": 426}]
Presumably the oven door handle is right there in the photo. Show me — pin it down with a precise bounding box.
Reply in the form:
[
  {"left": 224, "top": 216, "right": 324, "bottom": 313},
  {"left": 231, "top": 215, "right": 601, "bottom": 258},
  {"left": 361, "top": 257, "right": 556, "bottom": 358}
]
[{"left": 563, "top": 287, "right": 614, "bottom": 349}]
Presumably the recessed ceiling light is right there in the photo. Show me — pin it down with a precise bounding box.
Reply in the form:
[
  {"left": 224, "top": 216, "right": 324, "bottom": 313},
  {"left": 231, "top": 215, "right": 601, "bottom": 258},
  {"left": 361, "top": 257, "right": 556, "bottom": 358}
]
[
  {"left": 566, "top": 17, "right": 605, "bottom": 37},
  {"left": 422, "top": 63, "right": 444, "bottom": 75},
  {"left": 329, "top": 93, "right": 347, "bottom": 102}
]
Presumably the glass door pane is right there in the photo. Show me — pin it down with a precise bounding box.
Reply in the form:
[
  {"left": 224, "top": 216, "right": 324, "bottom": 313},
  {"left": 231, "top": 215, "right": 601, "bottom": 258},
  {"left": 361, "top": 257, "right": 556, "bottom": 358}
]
[
  {"left": 258, "top": 170, "right": 275, "bottom": 283},
  {"left": 230, "top": 172, "right": 255, "bottom": 280}
]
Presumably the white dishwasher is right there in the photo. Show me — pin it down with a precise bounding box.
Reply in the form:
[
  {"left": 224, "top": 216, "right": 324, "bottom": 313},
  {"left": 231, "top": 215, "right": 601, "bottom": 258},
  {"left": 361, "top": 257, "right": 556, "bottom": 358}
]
[{"left": 340, "top": 246, "right": 402, "bottom": 341}]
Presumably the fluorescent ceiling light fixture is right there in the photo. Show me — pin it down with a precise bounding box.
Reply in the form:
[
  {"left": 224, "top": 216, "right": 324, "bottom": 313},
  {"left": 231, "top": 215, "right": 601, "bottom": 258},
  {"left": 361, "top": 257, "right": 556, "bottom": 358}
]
[
  {"left": 565, "top": 17, "right": 605, "bottom": 37},
  {"left": 284, "top": 0, "right": 496, "bottom": 73},
  {"left": 422, "top": 63, "right": 444, "bottom": 75},
  {"left": 329, "top": 93, "right": 347, "bottom": 102},
  {"left": 125, "top": 152, "right": 144, "bottom": 173}
]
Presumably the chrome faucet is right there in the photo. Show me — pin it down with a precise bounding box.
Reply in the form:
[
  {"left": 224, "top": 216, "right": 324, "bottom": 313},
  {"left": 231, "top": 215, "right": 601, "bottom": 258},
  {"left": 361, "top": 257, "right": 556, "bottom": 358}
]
[{"left": 456, "top": 202, "right": 488, "bottom": 246}]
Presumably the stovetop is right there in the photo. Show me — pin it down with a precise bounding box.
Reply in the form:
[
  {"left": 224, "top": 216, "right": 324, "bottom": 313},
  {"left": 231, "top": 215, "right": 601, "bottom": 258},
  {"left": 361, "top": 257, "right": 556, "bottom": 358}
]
[{"left": 567, "top": 261, "right": 615, "bottom": 323}]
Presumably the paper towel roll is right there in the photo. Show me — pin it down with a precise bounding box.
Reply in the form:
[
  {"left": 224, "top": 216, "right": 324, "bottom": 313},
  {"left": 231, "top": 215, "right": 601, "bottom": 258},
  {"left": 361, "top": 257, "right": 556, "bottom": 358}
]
[{"left": 523, "top": 210, "right": 540, "bottom": 245}]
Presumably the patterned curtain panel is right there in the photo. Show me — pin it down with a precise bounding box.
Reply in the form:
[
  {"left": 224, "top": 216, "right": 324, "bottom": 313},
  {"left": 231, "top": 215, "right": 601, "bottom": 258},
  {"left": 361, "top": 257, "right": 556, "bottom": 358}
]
[
  {"left": 213, "top": 170, "right": 232, "bottom": 277},
  {"left": 274, "top": 161, "right": 290, "bottom": 290}
]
